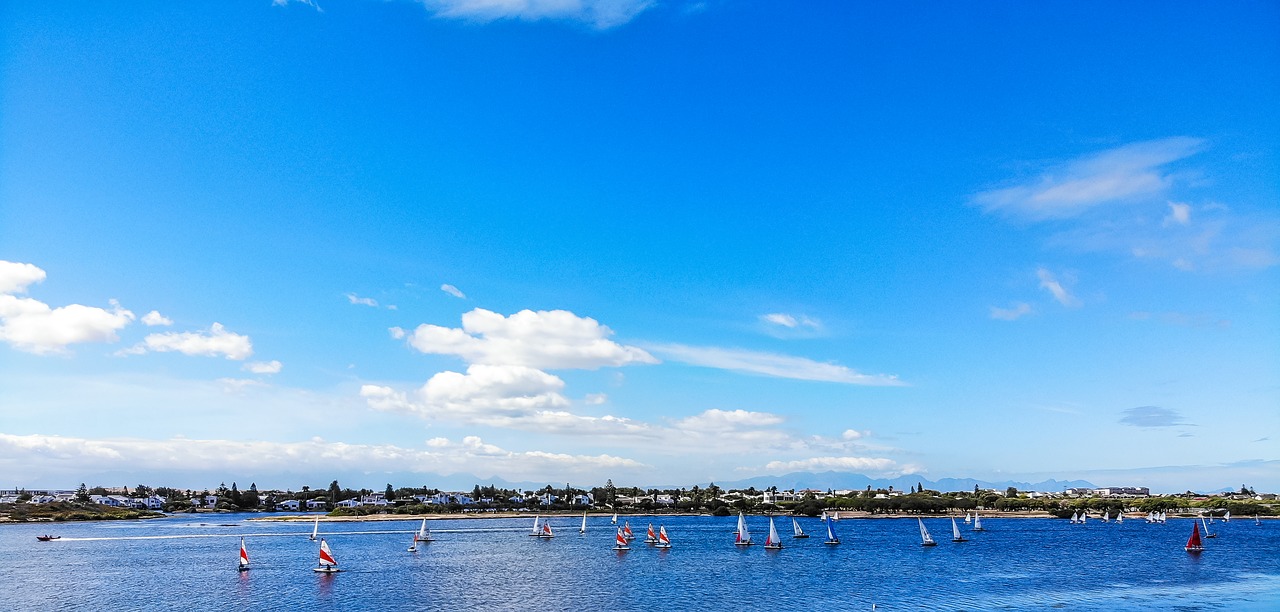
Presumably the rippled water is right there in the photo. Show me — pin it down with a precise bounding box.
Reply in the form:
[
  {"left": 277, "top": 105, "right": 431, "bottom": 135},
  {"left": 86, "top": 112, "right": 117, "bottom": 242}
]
[{"left": 4, "top": 513, "right": 1278, "bottom": 610}]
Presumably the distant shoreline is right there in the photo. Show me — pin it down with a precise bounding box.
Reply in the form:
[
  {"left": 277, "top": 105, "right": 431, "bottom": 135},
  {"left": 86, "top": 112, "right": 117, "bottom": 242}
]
[{"left": 245, "top": 509, "right": 1262, "bottom": 523}]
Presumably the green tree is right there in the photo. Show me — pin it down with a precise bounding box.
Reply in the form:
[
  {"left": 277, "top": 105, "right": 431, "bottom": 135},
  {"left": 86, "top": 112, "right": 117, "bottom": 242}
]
[
  {"left": 386, "top": 484, "right": 397, "bottom": 501},
  {"left": 76, "top": 483, "right": 89, "bottom": 503},
  {"left": 1006, "top": 486, "right": 1018, "bottom": 498},
  {"left": 328, "top": 480, "right": 341, "bottom": 507}
]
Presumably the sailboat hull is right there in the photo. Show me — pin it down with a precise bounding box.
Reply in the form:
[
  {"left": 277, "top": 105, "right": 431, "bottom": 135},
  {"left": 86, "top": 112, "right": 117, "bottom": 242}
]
[
  {"left": 793, "top": 534, "right": 810, "bottom": 539},
  {"left": 764, "top": 545, "right": 783, "bottom": 550},
  {"left": 922, "top": 541, "right": 937, "bottom": 547},
  {"left": 312, "top": 567, "right": 341, "bottom": 573}
]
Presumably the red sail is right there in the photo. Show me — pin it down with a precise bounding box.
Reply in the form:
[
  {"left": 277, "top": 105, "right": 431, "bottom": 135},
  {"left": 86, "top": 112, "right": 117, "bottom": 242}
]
[{"left": 1185, "top": 521, "right": 1203, "bottom": 551}]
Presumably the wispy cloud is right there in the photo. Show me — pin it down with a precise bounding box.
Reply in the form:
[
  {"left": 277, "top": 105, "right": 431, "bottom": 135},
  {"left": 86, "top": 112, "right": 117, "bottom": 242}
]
[
  {"left": 0, "top": 431, "right": 643, "bottom": 484},
  {"left": 421, "top": 0, "right": 654, "bottom": 29},
  {"left": 1036, "top": 268, "right": 1081, "bottom": 308},
  {"left": 272, "top": 0, "right": 323, "bottom": 12},
  {"left": 1119, "top": 405, "right": 1191, "bottom": 428},
  {"left": 762, "top": 456, "right": 914, "bottom": 476},
  {"left": 440, "top": 284, "right": 466, "bottom": 299},
  {"left": 989, "top": 302, "right": 1032, "bottom": 321},
  {"left": 345, "top": 292, "right": 379, "bottom": 307},
  {"left": 974, "top": 137, "right": 1204, "bottom": 220},
  {"left": 1163, "top": 202, "right": 1192, "bottom": 227},
  {"left": 647, "top": 343, "right": 904, "bottom": 386}
]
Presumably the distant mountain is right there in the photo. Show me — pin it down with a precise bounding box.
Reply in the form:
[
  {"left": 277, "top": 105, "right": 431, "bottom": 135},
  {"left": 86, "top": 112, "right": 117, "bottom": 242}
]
[{"left": 706, "top": 471, "right": 1096, "bottom": 494}]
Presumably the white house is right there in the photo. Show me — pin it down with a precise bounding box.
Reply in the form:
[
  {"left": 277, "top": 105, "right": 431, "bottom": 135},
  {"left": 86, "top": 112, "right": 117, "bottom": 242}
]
[
  {"left": 306, "top": 499, "right": 327, "bottom": 510},
  {"left": 277, "top": 499, "right": 301, "bottom": 511}
]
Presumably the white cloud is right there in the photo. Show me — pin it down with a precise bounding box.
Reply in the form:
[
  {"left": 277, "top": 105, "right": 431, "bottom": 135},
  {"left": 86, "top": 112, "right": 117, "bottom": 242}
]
[
  {"left": 0, "top": 262, "right": 136, "bottom": 354},
  {"left": 1036, "top": 268, "right": 1080, "bottom": 308},
  {"left": 671, "top": 408, "right": 784, "bottom": 431},
  {"left": 440, "top": 284, "right": 466, "bottom": 299},
  {"left": 583, "top": 393, "right": 608, "bottom": 405},
  {"left": 841, "top": 429, "right": 865, "bottom": 441},
  {"left": 762, "top": 456, "right": 912, "bottom": 475},
  {"left": 1163, "top": 202, "right": 1192, "bottom": 227},
  {"left": 646, "top": 344, "right": 904, "bottom": 386},
  {"left": 0, "top": 260, "right": 46, "bottom": 294},
  {"left": 974, "top": 137, "right": 1203, "bottom": 220},
  {"left": 346, "top": 292, "right": 378, "bottom": 307},
  {"left": 141, "top": 310, "right": 173, "bottom": 326},
  {"left": 243, "top": 360, "right": 283, "bottom": 374},
  {"left": 217, "top": 377, "right": 267, "bottom": 393},
  {"left": 0, "top": 432, "right": 644, "bottom": 483},
  {"left": 760, "top": 312, "right": 821, "bottom": 329},
  {"left": 989, "top": 302, "right": 1032, "bottom": 321},
  {"left": 363, "top": 364, "right": 571, "bottom": 423},
  {"left": 398, "top": 308, "right": 657, "bottom": 370},
  {"left": 127, "top": 322, "right": 253, "bottom": 360},
  {"left": 421, "top": 0, "right": 654, "bottom": 29},
  {"left": 272, "top": 0, "right": 323, "bottom": 11}
]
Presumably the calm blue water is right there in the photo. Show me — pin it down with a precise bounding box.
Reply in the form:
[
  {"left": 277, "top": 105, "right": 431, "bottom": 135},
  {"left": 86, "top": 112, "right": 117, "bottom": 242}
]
[{"left": 4, "top": 514, "right": 1278, "bottom": 610}]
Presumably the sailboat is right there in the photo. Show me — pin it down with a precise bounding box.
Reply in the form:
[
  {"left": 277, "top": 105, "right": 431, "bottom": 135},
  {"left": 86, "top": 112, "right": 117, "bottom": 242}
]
[
  {"left": 415, "top": 519, "right": 433, "bottom": 543},
  {"left": 644, "top": 523, "right": 658, "bottom": 544},
  {"left": 1159, "top": 511, "right": 1167, "bottom": 523},
  {"left": 622, "top": 521, "right": 635, "bottom": 541},
  {"left": 1079, "top": 512, "right": 1086, "bottom": 525},
  {"left": 580, "top": 512, "right": 587, "bottom": 535},
  {"left": 735, "top": 513, "right": 753, "bottom": 546},
  {"left": 763, "top": 517, "right": 783, "bottom": 550},
  {"left": 611, "top": 513, "right": 618, "bottom": 525},
  {"left": 1102, "top": 510, "right": 1110, "bottom": 523},
  {"left": 539, "top": 521, "right": 555, "bottom": 539},
  {"left": 918, "top": 519, "right": 937, "bottom": 547},
  {"left": 529, "top": 515, "right": 542, "bottom": 536},
  {"left": 310, "top": 517, "right": 319, "bottom": 541},
  {"left": 951, "top": 518, "right": 967, "bottom": 542},
  {"left": 792, "top": 517, "right": 809, "bottom": 539},
  {"left": 1185, "top": 521, "right": 1204, "bottom": 553},
  {"left": 964, "top": 512, "right": 972, "bottom": 524},
  {"left": 1201, "top": 517, "right": 1216, "bottom": 539},
  {"left": 407, "top": 533, "right": 418, "bottom": 553},
  {"left": 612, "top": 527, "right": 630, "bottom": 551},
  {"left": 1116, "top": 512, "right": 1123, "bottom": 525},
  {"left": 656, "top": 525, "right": 672, "bottom": 549},
  {"left": 1070, "top": 511, "right": 1079, "bottom": 524},
  {"left": 973, "top": 513, "right": 985, "bottom": 531},
  {"left": 238, "top": 537, "right": 250, "bottom": 571},
  {"left": 313, "top": 538, "right": 341, "bottom": 573},
  {"left": 1257, "top": 515, "right": 1262, "bottom": 526},
  {"left": 1223, "top": 510, "right": 1231, "bottom": 523},
  {"left": 823, "top": 515, "right": 840, "bottom": 545}
]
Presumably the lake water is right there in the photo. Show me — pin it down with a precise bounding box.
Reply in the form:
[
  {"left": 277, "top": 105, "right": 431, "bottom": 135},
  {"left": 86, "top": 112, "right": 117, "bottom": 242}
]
[{"left": 5, "top": 513, "right": 1279, "bottom": 610}]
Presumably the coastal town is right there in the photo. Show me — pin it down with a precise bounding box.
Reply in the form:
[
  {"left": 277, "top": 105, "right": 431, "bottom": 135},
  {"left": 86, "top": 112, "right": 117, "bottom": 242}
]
[{"left": 3, "top": 481, "right": 1275, "bottom": 523}]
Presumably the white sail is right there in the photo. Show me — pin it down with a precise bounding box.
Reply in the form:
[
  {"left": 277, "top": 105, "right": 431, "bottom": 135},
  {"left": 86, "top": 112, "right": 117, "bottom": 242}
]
[
  {"left": 951, "top": 518, "right": 965, "bottom": 542},
  {"left": 315, "top": 538, "right": 338, "bottom": 571},
  {"left": 580, "top": 512, "right": 587, "bottom": 534},
  {"left": 1116, "top": 512, "right": 1123, "bottom": 524},
  {"left": 611, "top": 513, "right": 618, "bottom": 525},
  {"left": 764, "top": 517, "right": 782, "bottom": 549},
  {"left": 1224, "top": 511, "right": 1231, "bottom": 522},
  {"left": 239, "top": 537, "right": 250, "bottom": 570},
  {"left": 657, "top": 524, "right": 671, "bottom": 549},
  {"left": 310, "top": 517, "right": 319, "bottom": 541},
  {"left": 1080, "top": 512, "right": 1086, "bottom": 524},
  {"left": 530, "top": 515, "right": 541, "bottom": 536},
  {"left": 974, "top": 513, "right": 984, "bottom": 531},
  {"left": 792, "top": 517, "right": 806, "bottom": 537},
  {"left": 735, "top": 513, "right": 752, "bottom": 545},
  {"left": 918, "top": 518, "right": 935, "bottom": 545},
  {"left": 417, "top": 519, "right": 430, "bottom": 542},
  {"left": 1102, "top": 510, "right": 1109, "bottom": 523},
  {"left": 964, "top": 512, "right": 971, "bottom": 524},
  {"left": 1070, "top": 511, "right": 1079, "bottom": 524}
]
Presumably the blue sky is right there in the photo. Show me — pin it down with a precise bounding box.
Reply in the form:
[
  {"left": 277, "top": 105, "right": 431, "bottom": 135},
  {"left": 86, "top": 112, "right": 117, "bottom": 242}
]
[{"left": 2, "top": 0, "right": 1277, "bottom": 492}]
